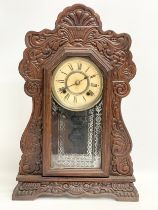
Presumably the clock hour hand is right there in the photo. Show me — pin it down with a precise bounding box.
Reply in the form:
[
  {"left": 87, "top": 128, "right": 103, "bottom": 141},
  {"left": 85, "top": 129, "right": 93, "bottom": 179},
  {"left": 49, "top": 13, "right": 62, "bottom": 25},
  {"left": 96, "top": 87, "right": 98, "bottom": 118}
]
[{"left": 59, "top": 83, "right": 76, "bottom": 93}]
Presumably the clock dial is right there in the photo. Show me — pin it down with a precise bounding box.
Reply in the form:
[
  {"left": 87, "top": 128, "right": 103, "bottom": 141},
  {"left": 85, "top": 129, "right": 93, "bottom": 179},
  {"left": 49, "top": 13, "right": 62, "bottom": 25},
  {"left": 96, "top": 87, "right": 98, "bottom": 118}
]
[{"left": 51, "top": 57, "right": 103, "bottom": 111}]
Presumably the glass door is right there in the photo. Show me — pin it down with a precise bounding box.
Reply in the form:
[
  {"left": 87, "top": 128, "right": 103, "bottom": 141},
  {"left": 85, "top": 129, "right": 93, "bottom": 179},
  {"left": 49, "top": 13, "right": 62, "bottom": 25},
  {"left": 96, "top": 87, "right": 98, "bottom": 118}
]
[{"left": 51, "top": 99, "right": 103, "bottom": 169}]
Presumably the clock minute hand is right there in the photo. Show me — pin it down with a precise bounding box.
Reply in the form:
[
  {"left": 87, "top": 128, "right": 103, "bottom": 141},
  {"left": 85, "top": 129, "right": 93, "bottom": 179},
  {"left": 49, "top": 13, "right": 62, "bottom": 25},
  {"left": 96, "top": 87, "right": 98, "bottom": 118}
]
[
  {"left": 78, "top": 75, "right": 88, "bottom": 83},
  {"left": 63, "top": 76, "right": 88, "bottom": 90}
]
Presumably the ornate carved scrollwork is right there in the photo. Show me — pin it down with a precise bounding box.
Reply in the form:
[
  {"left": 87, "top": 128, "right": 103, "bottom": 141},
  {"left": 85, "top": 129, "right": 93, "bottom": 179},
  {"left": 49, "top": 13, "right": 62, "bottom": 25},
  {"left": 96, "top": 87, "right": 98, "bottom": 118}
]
[
  {"left": 21, "top": 27, "right": 131, "bottom": 70},
  {"left": 110, "top": 80, "right": 134, "bottom": 175},
  {"left": 24, "top": 80, "right": 41, "bottom": 96},
  {"left": 19, "top": 93, "right": 42, "bottom": 174},
  {"left": 18, "top": 4, "right": 136, "bottom": 177},
  {"left": 13, "top": 181, "right": 138, "bottom": 201},
  {"left": 113, "top": 81, "right": 130, "bottom": 97}
]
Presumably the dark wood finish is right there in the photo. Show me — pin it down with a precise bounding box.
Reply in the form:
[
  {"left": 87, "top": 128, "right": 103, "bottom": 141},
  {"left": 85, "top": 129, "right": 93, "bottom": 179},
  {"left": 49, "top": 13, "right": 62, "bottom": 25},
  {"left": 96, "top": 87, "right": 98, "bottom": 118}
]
[{"left": 13, "top": 4, "right": 138, "bottom": 201}]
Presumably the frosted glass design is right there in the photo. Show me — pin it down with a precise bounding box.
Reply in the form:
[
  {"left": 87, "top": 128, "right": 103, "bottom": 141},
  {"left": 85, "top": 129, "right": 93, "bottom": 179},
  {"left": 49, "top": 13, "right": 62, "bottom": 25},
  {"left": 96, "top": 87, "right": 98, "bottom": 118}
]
[{"left": 51, "top": 100, "right": 102, "bottom": 169}]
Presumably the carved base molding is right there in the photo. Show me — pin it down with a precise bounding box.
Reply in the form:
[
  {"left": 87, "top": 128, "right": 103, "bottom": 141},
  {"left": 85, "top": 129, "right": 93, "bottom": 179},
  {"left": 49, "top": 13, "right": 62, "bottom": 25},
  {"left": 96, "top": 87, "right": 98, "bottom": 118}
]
[{"left": 12, "top": 176, "right": 138, "bottom": 201}]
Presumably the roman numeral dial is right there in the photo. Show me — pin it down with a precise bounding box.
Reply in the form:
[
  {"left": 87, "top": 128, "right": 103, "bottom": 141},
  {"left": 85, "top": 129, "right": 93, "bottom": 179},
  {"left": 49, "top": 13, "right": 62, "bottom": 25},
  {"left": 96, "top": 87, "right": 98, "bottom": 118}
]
[{"left": 51, "top": 57, "right": 103, "bottom": 111}]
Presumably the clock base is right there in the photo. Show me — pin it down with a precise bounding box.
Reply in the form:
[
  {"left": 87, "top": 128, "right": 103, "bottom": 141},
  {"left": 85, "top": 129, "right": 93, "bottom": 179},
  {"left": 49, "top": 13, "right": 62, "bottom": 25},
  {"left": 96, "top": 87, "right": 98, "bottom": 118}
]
[{"left": 12, "top": 175, "right": 139, "bottom": 201}]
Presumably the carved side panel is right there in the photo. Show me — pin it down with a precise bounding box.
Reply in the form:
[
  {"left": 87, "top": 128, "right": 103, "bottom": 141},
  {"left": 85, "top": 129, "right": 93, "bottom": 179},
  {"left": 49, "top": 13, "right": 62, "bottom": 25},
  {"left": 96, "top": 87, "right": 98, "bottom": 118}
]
[
  {"left": 110, "top": 57, "right": 136, "bottom": 175},
  {"left": 18, "top": 4, "right": 136, "bottom": 176},
  {"left": 19, "top": 81, "right": 42, "bottom": 174}
]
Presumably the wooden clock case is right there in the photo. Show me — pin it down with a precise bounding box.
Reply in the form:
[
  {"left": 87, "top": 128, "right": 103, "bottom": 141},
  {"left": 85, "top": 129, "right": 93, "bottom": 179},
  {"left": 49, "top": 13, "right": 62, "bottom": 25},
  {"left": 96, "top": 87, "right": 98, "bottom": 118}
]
[{"left": 12, "top": 4, "right": 139, "bottom": 201}]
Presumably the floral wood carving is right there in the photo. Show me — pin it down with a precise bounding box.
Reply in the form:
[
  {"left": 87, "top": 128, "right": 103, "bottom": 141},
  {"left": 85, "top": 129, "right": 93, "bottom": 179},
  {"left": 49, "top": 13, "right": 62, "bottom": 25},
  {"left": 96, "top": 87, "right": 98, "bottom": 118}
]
[
  {"left": 13, "top": 181, "right": 138, "bottom": 201},
  {"left": 18, "top": 4, "right": 136, "bottom": 176}
]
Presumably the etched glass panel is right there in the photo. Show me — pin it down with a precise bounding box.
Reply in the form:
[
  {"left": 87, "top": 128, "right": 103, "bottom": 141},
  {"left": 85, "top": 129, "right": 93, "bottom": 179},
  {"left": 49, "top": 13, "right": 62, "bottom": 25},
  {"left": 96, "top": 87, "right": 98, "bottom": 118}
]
[{"left": 51, "top": 99, "right": 103, "bottom": 169}]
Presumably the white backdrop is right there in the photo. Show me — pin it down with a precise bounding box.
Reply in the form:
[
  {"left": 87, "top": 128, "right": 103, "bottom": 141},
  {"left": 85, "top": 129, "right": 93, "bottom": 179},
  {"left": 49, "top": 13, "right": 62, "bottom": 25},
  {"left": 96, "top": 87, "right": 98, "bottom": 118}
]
[{"left": 0, "top": 0, "right": 158, "bottom": 209}]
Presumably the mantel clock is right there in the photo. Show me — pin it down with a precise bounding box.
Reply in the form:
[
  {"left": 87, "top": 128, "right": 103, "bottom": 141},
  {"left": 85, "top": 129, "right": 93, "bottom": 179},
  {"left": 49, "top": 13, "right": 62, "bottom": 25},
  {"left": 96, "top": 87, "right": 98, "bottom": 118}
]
[{"left": 12, "top": 4, "right": 139, "bottom": 201}]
